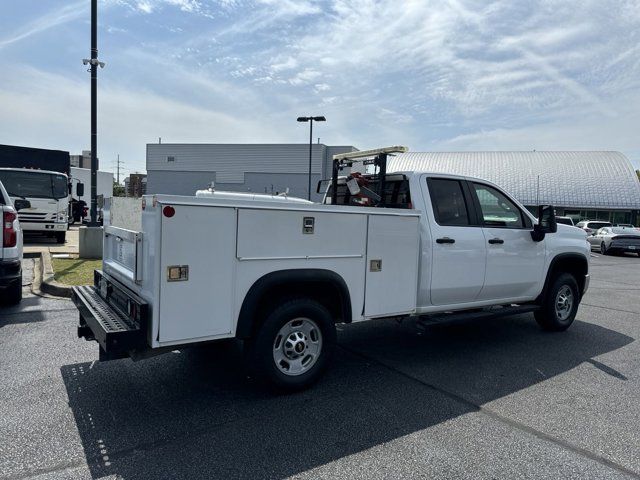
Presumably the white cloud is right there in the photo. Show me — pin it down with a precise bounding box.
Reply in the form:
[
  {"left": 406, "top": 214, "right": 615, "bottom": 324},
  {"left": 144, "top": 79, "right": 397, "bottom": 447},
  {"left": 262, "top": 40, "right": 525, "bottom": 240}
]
[
  {"left": 288, "top": 68, "right": 322, "bottom": 86},
  {"left": 136, "top": 1, "right": 154, "bottom": 14},
  {"left": 0, "top": 1, "right": 87, "bottom": 49}
]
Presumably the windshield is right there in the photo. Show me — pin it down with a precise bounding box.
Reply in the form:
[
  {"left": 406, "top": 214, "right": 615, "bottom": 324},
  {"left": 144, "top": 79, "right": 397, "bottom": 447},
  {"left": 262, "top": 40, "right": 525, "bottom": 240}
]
[
  {"left": 588, "top": 222, "right": 611, "bottom": 230},
  {"left": 0, "top": 170, "right": 68, "bottom": 200}
]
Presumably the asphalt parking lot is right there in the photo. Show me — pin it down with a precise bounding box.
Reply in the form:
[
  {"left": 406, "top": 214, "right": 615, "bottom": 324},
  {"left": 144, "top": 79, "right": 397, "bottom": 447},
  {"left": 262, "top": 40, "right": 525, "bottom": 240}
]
[{"left": 1, "top": 253, "right": 639, "bottom": 480}]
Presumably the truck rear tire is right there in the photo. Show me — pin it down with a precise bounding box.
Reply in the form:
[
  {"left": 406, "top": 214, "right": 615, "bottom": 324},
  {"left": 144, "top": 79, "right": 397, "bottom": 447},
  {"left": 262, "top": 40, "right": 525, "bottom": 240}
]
[
  {"left": 534, "top": 273, "right": 579, "bottom": 331},
  {"left": 246, "top": 298, "right": 336, "bottom": 392},
  {"left": 2, "top": 277, "right": 22, "bottom": 306},
  {"left": 55, "top": 232, "right": 66, "bottom": 244}
]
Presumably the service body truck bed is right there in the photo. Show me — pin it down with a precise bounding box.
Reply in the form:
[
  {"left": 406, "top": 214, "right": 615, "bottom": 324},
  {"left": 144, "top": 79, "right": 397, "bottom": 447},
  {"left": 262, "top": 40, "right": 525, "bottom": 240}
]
[{"left": 74, "top": 195, "right": 419, "bottom": 350}]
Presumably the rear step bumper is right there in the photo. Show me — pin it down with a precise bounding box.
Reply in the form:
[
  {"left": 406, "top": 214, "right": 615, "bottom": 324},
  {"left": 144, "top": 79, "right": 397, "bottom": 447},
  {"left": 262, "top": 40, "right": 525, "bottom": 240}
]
[{"left": 72, "top": 284, "right": 146, "bottom": 357}]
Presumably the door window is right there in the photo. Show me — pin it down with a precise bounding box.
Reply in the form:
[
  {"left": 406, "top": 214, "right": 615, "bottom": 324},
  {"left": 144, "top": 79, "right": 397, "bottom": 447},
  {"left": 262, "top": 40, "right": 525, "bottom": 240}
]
[
  {"left": 427, "top": 179, "right": 470, "bottom": 226},
  {"left": 473, "top": 183, "right": 524, "bottom": 228}
]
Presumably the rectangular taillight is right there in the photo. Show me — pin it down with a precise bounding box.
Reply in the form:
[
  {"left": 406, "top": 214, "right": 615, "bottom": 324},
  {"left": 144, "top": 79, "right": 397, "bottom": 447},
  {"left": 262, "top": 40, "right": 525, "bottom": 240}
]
[{"left": 3, "top": 210, "right": 17, "bottom": 247}]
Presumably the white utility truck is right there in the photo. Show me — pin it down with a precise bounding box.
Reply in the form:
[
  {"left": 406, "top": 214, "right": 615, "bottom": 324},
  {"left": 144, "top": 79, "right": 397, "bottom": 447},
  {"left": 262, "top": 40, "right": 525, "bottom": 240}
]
[
  {"left": 0, "top": 168, "right": 83, "bottom": 244},
  {"left": 72, "top": 147, "right": 590, "bottom": 391}
]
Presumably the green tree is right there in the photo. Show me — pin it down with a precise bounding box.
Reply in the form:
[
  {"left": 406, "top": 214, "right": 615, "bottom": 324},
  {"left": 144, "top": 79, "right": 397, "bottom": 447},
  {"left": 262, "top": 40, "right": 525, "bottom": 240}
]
[{"left": 113, "top": 181, "right": 126, "bottom": 197}]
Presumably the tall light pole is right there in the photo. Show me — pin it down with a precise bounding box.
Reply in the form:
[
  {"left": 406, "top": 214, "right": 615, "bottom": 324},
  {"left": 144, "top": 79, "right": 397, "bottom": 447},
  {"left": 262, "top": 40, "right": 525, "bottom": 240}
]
[
  {"left": 83, "top": 0, "right": 105, "bottom": 226},
  {"left": 297, "top": 116, "right": 326, "bottom": 200}
]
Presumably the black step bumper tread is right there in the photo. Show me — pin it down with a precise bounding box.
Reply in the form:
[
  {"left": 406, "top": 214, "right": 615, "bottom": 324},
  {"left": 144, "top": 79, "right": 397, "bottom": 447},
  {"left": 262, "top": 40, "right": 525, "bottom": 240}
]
[{"left": 72, "top": 285, "right": 146, "bottom": 353}]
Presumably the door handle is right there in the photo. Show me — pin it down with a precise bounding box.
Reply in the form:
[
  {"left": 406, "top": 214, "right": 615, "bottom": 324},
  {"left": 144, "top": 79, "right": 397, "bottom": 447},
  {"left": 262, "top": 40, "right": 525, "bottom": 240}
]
[
  {"left": 436, "top": 237, "right": 455, "bottom": 244},
  {"left": 488, "top": 238, "right": 504, "bottom": 244}
]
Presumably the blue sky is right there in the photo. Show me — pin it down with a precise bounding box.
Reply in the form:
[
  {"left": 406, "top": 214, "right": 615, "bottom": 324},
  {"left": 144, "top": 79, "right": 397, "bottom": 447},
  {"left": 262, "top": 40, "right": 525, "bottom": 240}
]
[{"left": 1, "top": 0, "right": 639, "bottom": 175}]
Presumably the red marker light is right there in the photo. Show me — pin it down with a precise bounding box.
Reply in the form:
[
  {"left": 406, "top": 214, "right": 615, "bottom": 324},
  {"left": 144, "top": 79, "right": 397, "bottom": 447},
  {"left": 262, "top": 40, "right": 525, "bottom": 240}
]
[{"left": 163, "top": 206, "right": 175, "bottom": 218}]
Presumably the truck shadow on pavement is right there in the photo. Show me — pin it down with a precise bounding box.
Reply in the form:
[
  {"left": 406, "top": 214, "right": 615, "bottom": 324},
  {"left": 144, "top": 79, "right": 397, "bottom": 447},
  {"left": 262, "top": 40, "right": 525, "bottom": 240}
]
[
  {"left": 61, "top": 315, "right": 633, "bottom": 480},
  {"left": 0, "top": 295, "right": 51, "bottom": 327}
]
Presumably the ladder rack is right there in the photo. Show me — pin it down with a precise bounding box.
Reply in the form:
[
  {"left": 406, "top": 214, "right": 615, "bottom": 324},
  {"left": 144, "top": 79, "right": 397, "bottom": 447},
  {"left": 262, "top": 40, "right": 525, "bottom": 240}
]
[{"left": 330, "top": 146, "right": 408, "bottom": 207}]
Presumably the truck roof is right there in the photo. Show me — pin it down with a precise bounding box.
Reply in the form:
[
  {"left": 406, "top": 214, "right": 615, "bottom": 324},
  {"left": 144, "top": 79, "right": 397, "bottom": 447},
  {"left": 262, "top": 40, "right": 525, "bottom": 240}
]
[{"left": 387, "top": 169, "right": 514, "bottom": 190}]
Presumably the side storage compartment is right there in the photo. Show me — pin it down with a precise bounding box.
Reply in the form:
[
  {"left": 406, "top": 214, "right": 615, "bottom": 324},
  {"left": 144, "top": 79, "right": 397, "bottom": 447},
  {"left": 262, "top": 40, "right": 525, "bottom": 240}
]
[
  {"left": 158, "top": 203, "right": 236, "bottom": 343},
  {"left": 365, "top": 214, "right": 420, "bottom": 317}
]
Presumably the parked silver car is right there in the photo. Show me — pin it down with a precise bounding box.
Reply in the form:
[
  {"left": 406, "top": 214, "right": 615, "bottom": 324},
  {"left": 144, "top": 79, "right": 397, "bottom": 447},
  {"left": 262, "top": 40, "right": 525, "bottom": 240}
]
[
  {"left": 587, "top": 227, "right": 640, "bottom": 256},
  {"left": 576, "top": 220, "right": 612, "bottom": 235}
]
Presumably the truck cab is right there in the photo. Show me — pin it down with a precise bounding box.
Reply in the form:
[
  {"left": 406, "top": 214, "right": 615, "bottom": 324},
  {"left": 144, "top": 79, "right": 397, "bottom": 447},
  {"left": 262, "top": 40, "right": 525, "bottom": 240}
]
[
  {"left": 324, "top": 165, "right": 588, "bottom": 312},
  {"left": 0, "top": 168, "right": 80, "bottom": 244}
]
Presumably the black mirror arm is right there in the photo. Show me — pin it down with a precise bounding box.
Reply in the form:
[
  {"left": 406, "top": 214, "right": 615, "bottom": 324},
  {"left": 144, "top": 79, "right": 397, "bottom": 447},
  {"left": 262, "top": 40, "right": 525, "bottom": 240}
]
[{"left": 531, "top": 224, "right": 546, "bottom": 242}]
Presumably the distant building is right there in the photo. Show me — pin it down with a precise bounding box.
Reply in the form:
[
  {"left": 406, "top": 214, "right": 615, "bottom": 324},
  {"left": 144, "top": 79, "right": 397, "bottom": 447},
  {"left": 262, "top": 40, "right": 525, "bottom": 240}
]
[
  {"left": 388, "top": 151, "right": 640, "bottom": 225},
  {"left": 70, "top": 150, "right": 98, "bottom": 169},
  {"left": 125, "top": 173, "right": 147, "bottom": 197},
  {"left": 146, "top": 143, "right": 357, "bottom": 201}
]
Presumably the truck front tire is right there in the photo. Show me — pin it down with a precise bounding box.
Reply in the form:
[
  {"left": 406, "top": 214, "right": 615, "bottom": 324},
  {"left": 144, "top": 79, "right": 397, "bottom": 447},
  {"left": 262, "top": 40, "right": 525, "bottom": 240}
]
[
  {"left": 247, "top": 298, "right": 336, "bottom": 392},
  {"left": 534, "top": 273, "right": 579, "bottom": 331},
  {"left": 55, "top": 232, "right": 66, "bottom": 244}
]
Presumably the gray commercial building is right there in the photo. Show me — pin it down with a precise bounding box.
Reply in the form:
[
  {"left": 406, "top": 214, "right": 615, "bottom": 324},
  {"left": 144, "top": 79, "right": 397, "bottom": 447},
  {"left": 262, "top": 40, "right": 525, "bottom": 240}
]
[
  {"left": 146, "top": 143, "right": 357, "bottom": 201},
  {"left": 389, "top": 151, "right": 640, "bottom": 225}
]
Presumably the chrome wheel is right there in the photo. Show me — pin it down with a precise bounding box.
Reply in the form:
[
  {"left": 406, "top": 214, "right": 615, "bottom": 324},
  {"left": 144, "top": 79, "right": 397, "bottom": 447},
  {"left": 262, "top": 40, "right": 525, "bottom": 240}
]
[
  {"left": 555, "top": 285, "right": 574, "bottom": 321},
  {"left": 600, "top": 243, "right": 606, "bottom": 255},
  {"left": 272, "top": 317, "right": 323, "bottom": 376}
]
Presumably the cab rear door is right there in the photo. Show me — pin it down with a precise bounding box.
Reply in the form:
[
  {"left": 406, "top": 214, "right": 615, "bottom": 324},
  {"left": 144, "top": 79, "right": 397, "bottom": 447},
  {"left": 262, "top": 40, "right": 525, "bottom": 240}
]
[{"left": 424, "top": 177, "right": 487, "bottom": 305}]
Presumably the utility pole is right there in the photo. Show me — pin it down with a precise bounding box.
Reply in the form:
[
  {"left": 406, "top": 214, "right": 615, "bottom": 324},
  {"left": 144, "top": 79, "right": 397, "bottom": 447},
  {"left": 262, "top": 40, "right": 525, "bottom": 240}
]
[
  {"left": 83, "top": 0, "right": 105, "bottom": 226},
  {"left": 115, "top": 154, "right": 124, "bottom": 184}
]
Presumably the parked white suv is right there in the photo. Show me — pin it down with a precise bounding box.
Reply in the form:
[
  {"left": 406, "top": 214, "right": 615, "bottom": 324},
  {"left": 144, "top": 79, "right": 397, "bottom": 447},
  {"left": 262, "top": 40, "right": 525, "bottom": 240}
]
[{"left": 0, "top": 180, "right": 29, "bottom": 305}]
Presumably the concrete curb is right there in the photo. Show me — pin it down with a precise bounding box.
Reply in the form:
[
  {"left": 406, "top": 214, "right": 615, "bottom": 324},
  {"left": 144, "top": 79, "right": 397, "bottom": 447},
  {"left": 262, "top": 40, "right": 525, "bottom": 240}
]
[{"left": 39, "top": 251, "right": 73, "bottom": 298}]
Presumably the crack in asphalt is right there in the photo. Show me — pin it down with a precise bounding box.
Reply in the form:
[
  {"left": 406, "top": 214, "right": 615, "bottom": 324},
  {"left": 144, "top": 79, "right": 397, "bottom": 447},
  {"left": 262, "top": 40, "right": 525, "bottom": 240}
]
[{"left": 581, "top": 303, "right": 640, "bottom": 316}]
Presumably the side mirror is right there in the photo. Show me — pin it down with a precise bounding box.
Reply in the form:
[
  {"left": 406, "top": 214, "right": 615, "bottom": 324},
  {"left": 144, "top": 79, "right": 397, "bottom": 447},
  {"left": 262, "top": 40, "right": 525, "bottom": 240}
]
[
  {"left": 76, "top": 182, "right": 85, "bottom": 197},
  {"left": 531, "top": 205, "right": 557, "bottom": 242},
  {"left": 14, "top": 199, "right": 31, "bottom": 211}
]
